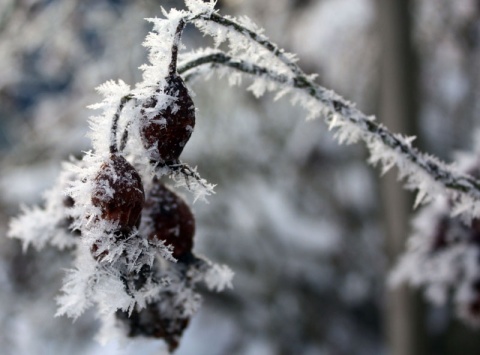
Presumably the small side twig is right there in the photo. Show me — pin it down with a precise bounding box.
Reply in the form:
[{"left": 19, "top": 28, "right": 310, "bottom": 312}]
[
  {"left": 169, "top": 19, "right": 187, "bottom": 76},
  {"left": 178, "top": 52, "right": 290, "bottom": 83},
  {"left": 167, "top": 162, "right": 211, "bottom": 191},
  {"left": 119, "top": 121, "right": 131, "bottom": 152},
  {"left": 110, "top": 95, "right": 133, "bottom": 154}
]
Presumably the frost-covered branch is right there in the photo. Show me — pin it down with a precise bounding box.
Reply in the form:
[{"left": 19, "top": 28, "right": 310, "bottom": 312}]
[
  {"left": 178, "top": 52, "right": 291, "bottom": 83},
  {"left": 178, "top": 51, "right": 480, "bottom": 199},
  {"left": 176, "top": 26, "right": 480, "bottom": 217}
]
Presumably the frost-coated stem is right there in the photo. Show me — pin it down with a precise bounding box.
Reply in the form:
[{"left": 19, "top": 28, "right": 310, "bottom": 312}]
[
  {"left": 169, "top": 19, "right": 187, "bottom": 76},
  {"left": 119, "top": 121, "right": 131, "bottom": 152},
  {"left": 109, "top": 95, "right": 132, "bottom": 154},
  {"left": 178, "top": 52, "right": 480, "bottom": 202},
  {"left": 178, "top": 52, "right": 290, "bottom": 83}
]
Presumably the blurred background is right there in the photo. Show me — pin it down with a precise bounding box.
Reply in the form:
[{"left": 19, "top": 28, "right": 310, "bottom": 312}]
[{"left": 1, "top": 0, "right": 480, "bottom": 354}]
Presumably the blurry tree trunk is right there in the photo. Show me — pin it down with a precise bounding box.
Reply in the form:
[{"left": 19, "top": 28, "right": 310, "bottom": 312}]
[{"left": 376, "top": 1, "right": 425, "bottom": 355}]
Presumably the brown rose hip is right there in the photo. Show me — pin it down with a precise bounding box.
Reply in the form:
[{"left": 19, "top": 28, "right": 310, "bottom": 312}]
[
  {"left": 140, "top": 73, "right": 195, "bottom": 166},
  {"left": 144, "top": 179, "right": 195, "bottom": 259},
  {"left": 91, "top": 153, "right": 145, "bottom": 233},
  {"left": 116, "top": 302, "right": 189, "bottom": 352}
]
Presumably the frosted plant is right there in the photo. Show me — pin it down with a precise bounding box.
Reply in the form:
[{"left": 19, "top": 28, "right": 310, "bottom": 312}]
[
  {"left": 9, "top": 1, "right": 230, "bottom": 352},
  {"left": 8, "top": 0, "right": 480, "bottom": 351}
]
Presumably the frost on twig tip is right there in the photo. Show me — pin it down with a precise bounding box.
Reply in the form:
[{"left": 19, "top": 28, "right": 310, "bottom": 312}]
[{"left": 166, "top": 163, "right": 216, "bottom": 203}]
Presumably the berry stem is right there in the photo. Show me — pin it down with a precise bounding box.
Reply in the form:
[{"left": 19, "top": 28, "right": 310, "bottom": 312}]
[
  {"left": 119, "top": 121, "right": 131, "bottom": 152},
  {"left": 168, "top": 19, "right": 186, "bottom": 77},
  {"left": 110, "top": 95, "right": 133, "bottom": 154}
]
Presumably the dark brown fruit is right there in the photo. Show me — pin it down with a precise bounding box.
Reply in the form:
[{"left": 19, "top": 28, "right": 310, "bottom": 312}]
[
  {"left": 116, "top": 303, "right": 190, "bottom": 352},
  {"left": 140, "top": 74, "right": 195, "bottom": 165},
  {"left": 91, "top": 153, "right": 145, "bottom": 233},
  {"left": 144, "top": 180, "right": 195, "bottom": 259}
]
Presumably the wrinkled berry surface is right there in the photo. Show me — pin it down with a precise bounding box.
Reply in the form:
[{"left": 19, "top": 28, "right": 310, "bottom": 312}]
[
  {"left": 140, "top": 74, "right": 195, "bottom": 165},
  {"left": 144, "top": 180, "right": 195, "bottom": 258},
  {"left": 91, "top": 154, "right": 145, "bottom": 232},
  {"left": 116, "top": 303, "right": 189, "bottom": 352}
]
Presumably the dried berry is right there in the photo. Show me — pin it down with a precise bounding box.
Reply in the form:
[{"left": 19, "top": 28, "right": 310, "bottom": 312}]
[
  {"left": 91, "top": 153, "right": 145, "bottom": 233},
  {"left": 116, "top": 302, "right": 189, "bottom": 352},
  {"left": 144, "top": 179, "right": 195, "bottom": 259},
  {"left": 140, "top": 73, "right": 195, "bottom": 165}
]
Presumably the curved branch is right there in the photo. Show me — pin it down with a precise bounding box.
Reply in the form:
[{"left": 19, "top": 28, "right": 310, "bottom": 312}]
[
  {"left": 178, "top": 51, "right": 480, "bottom": 204},
  {"left": 178, "top": 52, "right": 291, "bottom": 83}
]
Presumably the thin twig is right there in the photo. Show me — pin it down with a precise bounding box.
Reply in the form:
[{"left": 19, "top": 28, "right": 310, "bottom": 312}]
[
  {"left": 119, "top": 121, "right": 131, "bottom": 152},
  {"left": 167, "top": 162, "right": 211, "bottom": 190},
  {"left": 169, "top": 19, "right": 187, "bottom": 76},
  {"left": 179, "top": 52, "right": 290, "bottom": 83},
  {"left": 110, "top": 95, "right": 133, "bottom": 154}
]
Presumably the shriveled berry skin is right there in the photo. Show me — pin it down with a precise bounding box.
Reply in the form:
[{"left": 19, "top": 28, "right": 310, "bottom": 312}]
[
  {"left": 91, "top": 154, "right": 145, "bottom": 233},
  {"left": 116, "top": 303, "right": 189, "bottom": 352},
  {"left": 140, "top": 74, "right": 195, "bottom": 165},
  {"left": 144, "top": 180, "right": 195, "bottom": 259}
]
